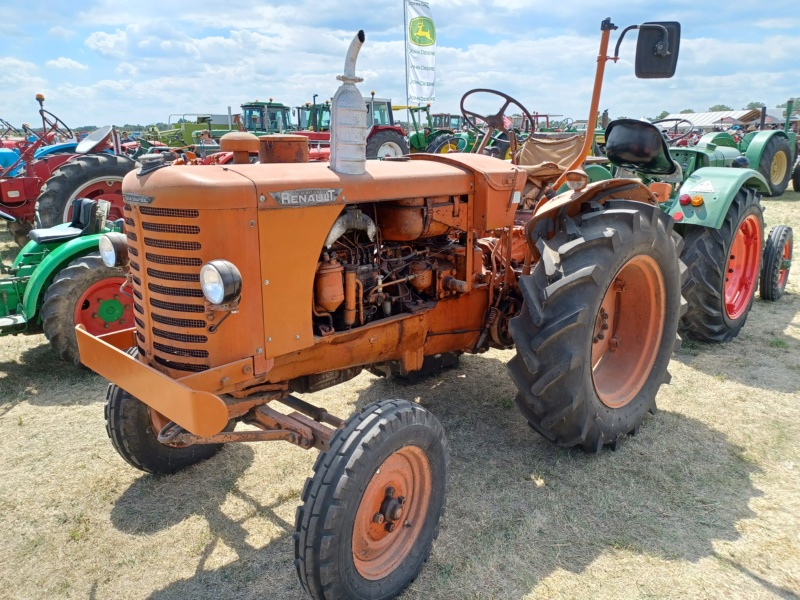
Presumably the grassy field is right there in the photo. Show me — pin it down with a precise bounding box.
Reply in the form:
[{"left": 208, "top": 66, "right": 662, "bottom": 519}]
[{"left": 1, "top": 187, "right": 798, "bottom": 600}]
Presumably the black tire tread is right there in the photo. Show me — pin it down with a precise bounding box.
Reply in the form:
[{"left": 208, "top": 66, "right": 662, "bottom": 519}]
[
  {"left": 507, "top": 201, "right": 684, "bottom": 452},
  {"left": 758, "top": 136, "right": 792, "bottom": 197},
  {"left": 294, "top": 399, "right": 449, "bottom": 600},
  {"left": 759, "top": 225, "right": 793, "bottom": 301},
  {"left": 35, "top": 153, "right": 136, "bottom": 228},
  {"left": 105, "top": 348, "right": 227, "bottom": 475},
  {"left": 366, "top": 131, "right": 410, "bottom": 159},
  {"left": 40, "top": 252, "right": 125, "bottom": 366},
  {"left": 680, "top": 187, "right": 763, "bottom": 342}
]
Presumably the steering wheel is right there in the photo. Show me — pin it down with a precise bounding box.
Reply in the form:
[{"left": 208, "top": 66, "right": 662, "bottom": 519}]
[
  {"left": 39, "top": 109, "right": 74, "bottom": 139},
  {"left": 460, "top": 88, "right": 535, "bottom": 161},
  {"left": 651, "top": 118, "right": 694, "bottom": 145},
  {"left": 0, "top": 119, "right": 23, "bottom": 138}
]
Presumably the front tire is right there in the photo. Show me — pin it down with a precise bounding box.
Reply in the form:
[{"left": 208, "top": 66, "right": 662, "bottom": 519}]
[
  {"left": 507, "top": 200, "right": 684, "bottom": 452},
  {"left": 681, "top": 187, "right": 763, "bottom": 342},
  {"left": 105, "top": 349, "right": 229, "bottom": 475},
  {"left": 40, "top": 252, "right": 133, "bottom": 366},
  {"left": 366, "top": 131, "right": 410, "bottom": 159},
  {"left": 295, "top": 400, "right": 449, "bottom": 599},
  {"left": 758, "top": 136, "right": 792, "bottom": 196},
  {"left": 760, "top": 225, "right": 793, "bottom": 301},
  {"left": 35, "top": 154, "right": 137, "bottom": 228}
]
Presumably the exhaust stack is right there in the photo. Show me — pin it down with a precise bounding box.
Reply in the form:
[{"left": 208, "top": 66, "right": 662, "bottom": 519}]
[{"left": 330, "top": 30, "right": 368, "bottom": 175}]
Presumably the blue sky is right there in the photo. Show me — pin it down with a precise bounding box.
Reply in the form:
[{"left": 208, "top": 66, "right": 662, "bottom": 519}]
[{"left": 1, "top": 0, "right": 798, "bottom": 128}]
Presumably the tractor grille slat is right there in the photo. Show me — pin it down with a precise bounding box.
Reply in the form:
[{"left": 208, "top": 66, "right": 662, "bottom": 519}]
[
  {"left": 128, "top": 246, "right": 139, "bottom": 257},
  {"left": 124, "top": 217, "right": 135, "bottom": 228},
  {"left": 148, "top": 282, "right": 203, "bottom": 298},
  {"left": 130, "top": 260, "right": 140, "bottom": 272},
  {"left": 135, "top": 317, "right": 145, "bottom": 329},
  {"left": 153, "top": 328, "right": 208, "bottom": 344},
  {"left": 144, "top": 238, "right": 201, "bottom": 251},
  {"left": 142, "top": 222, "right": 200, "bottom": 235},
  {"left": 134, "top": 289, "right": 143, "bottom": 301},
  {"left": 139, "top": 207, "right": 199, "bottom": 218},
  {"left": 145, "top": 253, "right": 202, "bottom": 266},
  {"left": 127, "top": 232, "right": 137, "bottom": 242},
  {"left": 153, "top": 356, "right": 208, "bottom": 372},
  {"left": 153, "top": 342, "right": 209, "bottom": 358},
  {"left": 132, "top": 275, "right": 142, "bottom": 286},
  {"left": 149, "top": 298, "right": 205, "bottom": 313},
  {"left": 146, "top": 268, "right": 199, "bottom": 283},
  {"left": 152, "top": 313, "right": 206, "bottom": 328},
  {"left": 134, "top": 302, "right": 144, "bottom": 314}
]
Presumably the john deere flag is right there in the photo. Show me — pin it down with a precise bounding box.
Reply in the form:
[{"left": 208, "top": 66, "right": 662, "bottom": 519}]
[{"left": 405, "top": 0, "right": 436, "bottom": 103}]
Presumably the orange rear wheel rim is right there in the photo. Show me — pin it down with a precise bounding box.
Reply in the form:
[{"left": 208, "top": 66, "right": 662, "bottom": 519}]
[
  {"left": 591, "top": 255, "right": 665, "bottom": 409},
  {"left": 352, "top": 446, "right": 431, "bottom": 580},
  {"left": 724, "top": 214, "right": 762, "bottom": 320}
]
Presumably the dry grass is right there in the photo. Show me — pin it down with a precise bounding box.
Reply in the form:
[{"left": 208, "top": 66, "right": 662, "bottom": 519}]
[{"left": 1, "top": 187, "right": 799, "bottom": 600}]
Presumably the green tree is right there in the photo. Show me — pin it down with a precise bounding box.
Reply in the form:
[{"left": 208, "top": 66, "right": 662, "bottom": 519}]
[
  {"left": 708, "top": 104, "right": 733, "bottom": 111},
  {"left": 653, "top": 110, "right": 670, "bottom": 120},
  {"left": 744, "top": 101, "right": 765, "bottom": 109},
  {"left": 679, "top": 108, "right": 695, "bottom": 114},
  {"left": 776, "top": 97, "right": 800, "bottom": 108}
]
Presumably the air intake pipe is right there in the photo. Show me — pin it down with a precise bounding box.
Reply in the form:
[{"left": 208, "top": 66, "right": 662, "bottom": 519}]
[{"left": 330, "top": 30, "right": 368, "bottom": 175}]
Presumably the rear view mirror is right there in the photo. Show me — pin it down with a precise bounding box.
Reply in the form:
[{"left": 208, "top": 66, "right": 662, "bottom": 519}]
[{"left": 635, "top": 21, "right": 680, "bottom": 79}]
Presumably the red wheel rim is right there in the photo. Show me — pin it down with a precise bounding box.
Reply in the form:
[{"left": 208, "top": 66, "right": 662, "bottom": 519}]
[
  {"left": 352, "top": 446, "right": 432, "bottom": 580},
  {"left": 778, "top": 237, "right": 792, "bottom": 288},
  {"left": 724, "top": 215, "right": 762, "bottom": 320},
  {"left": 592, "top": 255, "right": 666, "bottom": 409},
  {"left": 63, "top": 177, "right": 126, "bottom": 222},
  {"left": 73, "top": 277, "right": 133, "bottom": 336}
]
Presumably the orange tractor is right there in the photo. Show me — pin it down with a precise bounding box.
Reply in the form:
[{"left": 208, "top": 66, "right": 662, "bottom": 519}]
[{"left": 79, "top": 22, "right": 684, "bottom": 599}]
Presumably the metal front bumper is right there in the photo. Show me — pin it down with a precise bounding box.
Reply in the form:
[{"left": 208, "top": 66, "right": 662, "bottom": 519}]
[{"left": 75, "top": 325, "right": 229, "bottom": 436}]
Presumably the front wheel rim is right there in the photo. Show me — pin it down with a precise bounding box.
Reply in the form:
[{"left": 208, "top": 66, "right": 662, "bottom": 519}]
[
  {"left": 74, "top": 277, "right": 132, "bottom": 336},
  {"left": 778, "top": 238, "right": 792, "bottom": 288},
  {"left": 592, "top": 255, "right": 666, "bottom": 409},
  {"left": 352, "top": 446, "right": 431, "bottom": 580},
  {"left": 725, "top": 214, "right": 762, "bottom": 319}
]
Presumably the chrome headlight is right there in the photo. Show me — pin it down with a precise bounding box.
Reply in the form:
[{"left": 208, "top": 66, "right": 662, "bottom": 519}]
[
  {"left": 200, "top": 260, "right": 242, "bottom": 305},
  {"left": 98, "top": 232, "right": 128, "bottom": 267}
]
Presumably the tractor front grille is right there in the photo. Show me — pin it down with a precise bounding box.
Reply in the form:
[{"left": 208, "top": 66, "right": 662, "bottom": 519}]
[{"left": 125, "top": 205, "right": 210, "bottom": 374}]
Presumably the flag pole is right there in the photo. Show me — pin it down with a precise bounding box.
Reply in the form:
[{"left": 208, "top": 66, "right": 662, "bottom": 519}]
[{"left": 403, "top": 0, "right": 410, "bottom": 128}]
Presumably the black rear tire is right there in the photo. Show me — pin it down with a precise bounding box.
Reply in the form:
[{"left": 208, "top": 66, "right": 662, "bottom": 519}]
[
  {"left": 295, "top": 399, "right": 448, "bottom": 599},
  {"left": 105, "top": 349, "right": 229, "bottom": 475},
  {"left": 427, "top": 133, "right": 465, "bottom": 154},
  {"left": 366, "top": 131, "right": 410, "bottom": 159},
  {"left": 760, "top": 225, "right": 793, "bottom": 301},
  {"left": 507, "top": 200, "right": 684, "bottom": 452},
  {"left": 758, "top": 136, "right": 792, "bottom": 197},
  {"left": 680, "top": 187, "right": 763, "bottom": 342},
  {"left": 792, "top": 160, "right": 800, "bottom": 193},
  {"left": 35, "top": 153, "right": 136, "bottom": 228}
]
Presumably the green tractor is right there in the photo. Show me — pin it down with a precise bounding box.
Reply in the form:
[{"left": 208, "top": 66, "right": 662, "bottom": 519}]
[
  {"left": 189, "top": 100, "right": 294, "bottom": 143},
  {"left": 603, "top": 117, "right": 793, "bottom": 341},
  {"left": 0, "top": 198, "right": 130, "bottom": 365},
  {"left": 431, "top": 112, "right": 464, "bottom": 131},
  {"left": 392, "top": 104, "right": 455, "bottom": 152},
  {"left": 145, "top": 114, "right": 233, "bottom": 146}
]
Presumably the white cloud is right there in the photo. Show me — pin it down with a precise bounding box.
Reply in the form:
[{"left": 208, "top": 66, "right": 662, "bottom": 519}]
[
  {"left": 755, "top": 18, "right": 800, "bottom": 29},
  {"left": 85, "top": 28, "right": 129, "bottom": 58},
  {"left": 48, "top": 26, "right": 75, "bottom": 40},
  {"left": 46, "top": 57, "right": 89, "bottom": 70}
]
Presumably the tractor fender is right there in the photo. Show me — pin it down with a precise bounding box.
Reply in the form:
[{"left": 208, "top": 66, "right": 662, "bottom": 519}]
[
  {"left": 33, "top": 142, "right": 79, "bottom": 158},
  {"left": 21, "top": 234, "right": 103, "bottom": 321},
  {"left": 408, "top": 131, "right": 427, "bottom": 152},
  {"left": 743, "top": 130, "right": 790, "bottom": 166},
  {"left": 525, "top": 177, "right": 658, "bottom": 260},
  {"left": 666, "top": 167, "right": 769, "bottom": 229}
]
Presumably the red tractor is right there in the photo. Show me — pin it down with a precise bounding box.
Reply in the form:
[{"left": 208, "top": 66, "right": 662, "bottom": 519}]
[
  {"left": 294, "top": 93, "right": 410, "bottom": 158},
  {"left": 0, "top": 96, "right": 137, "bottom": 245}
]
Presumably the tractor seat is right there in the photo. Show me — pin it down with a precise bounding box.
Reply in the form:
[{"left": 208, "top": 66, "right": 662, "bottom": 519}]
[
  {"left": 27, "top": 199, "right": 100, "bottom": 245},
  {"left": 605, "top": 119, "right": 677, "bottom": 176}
]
